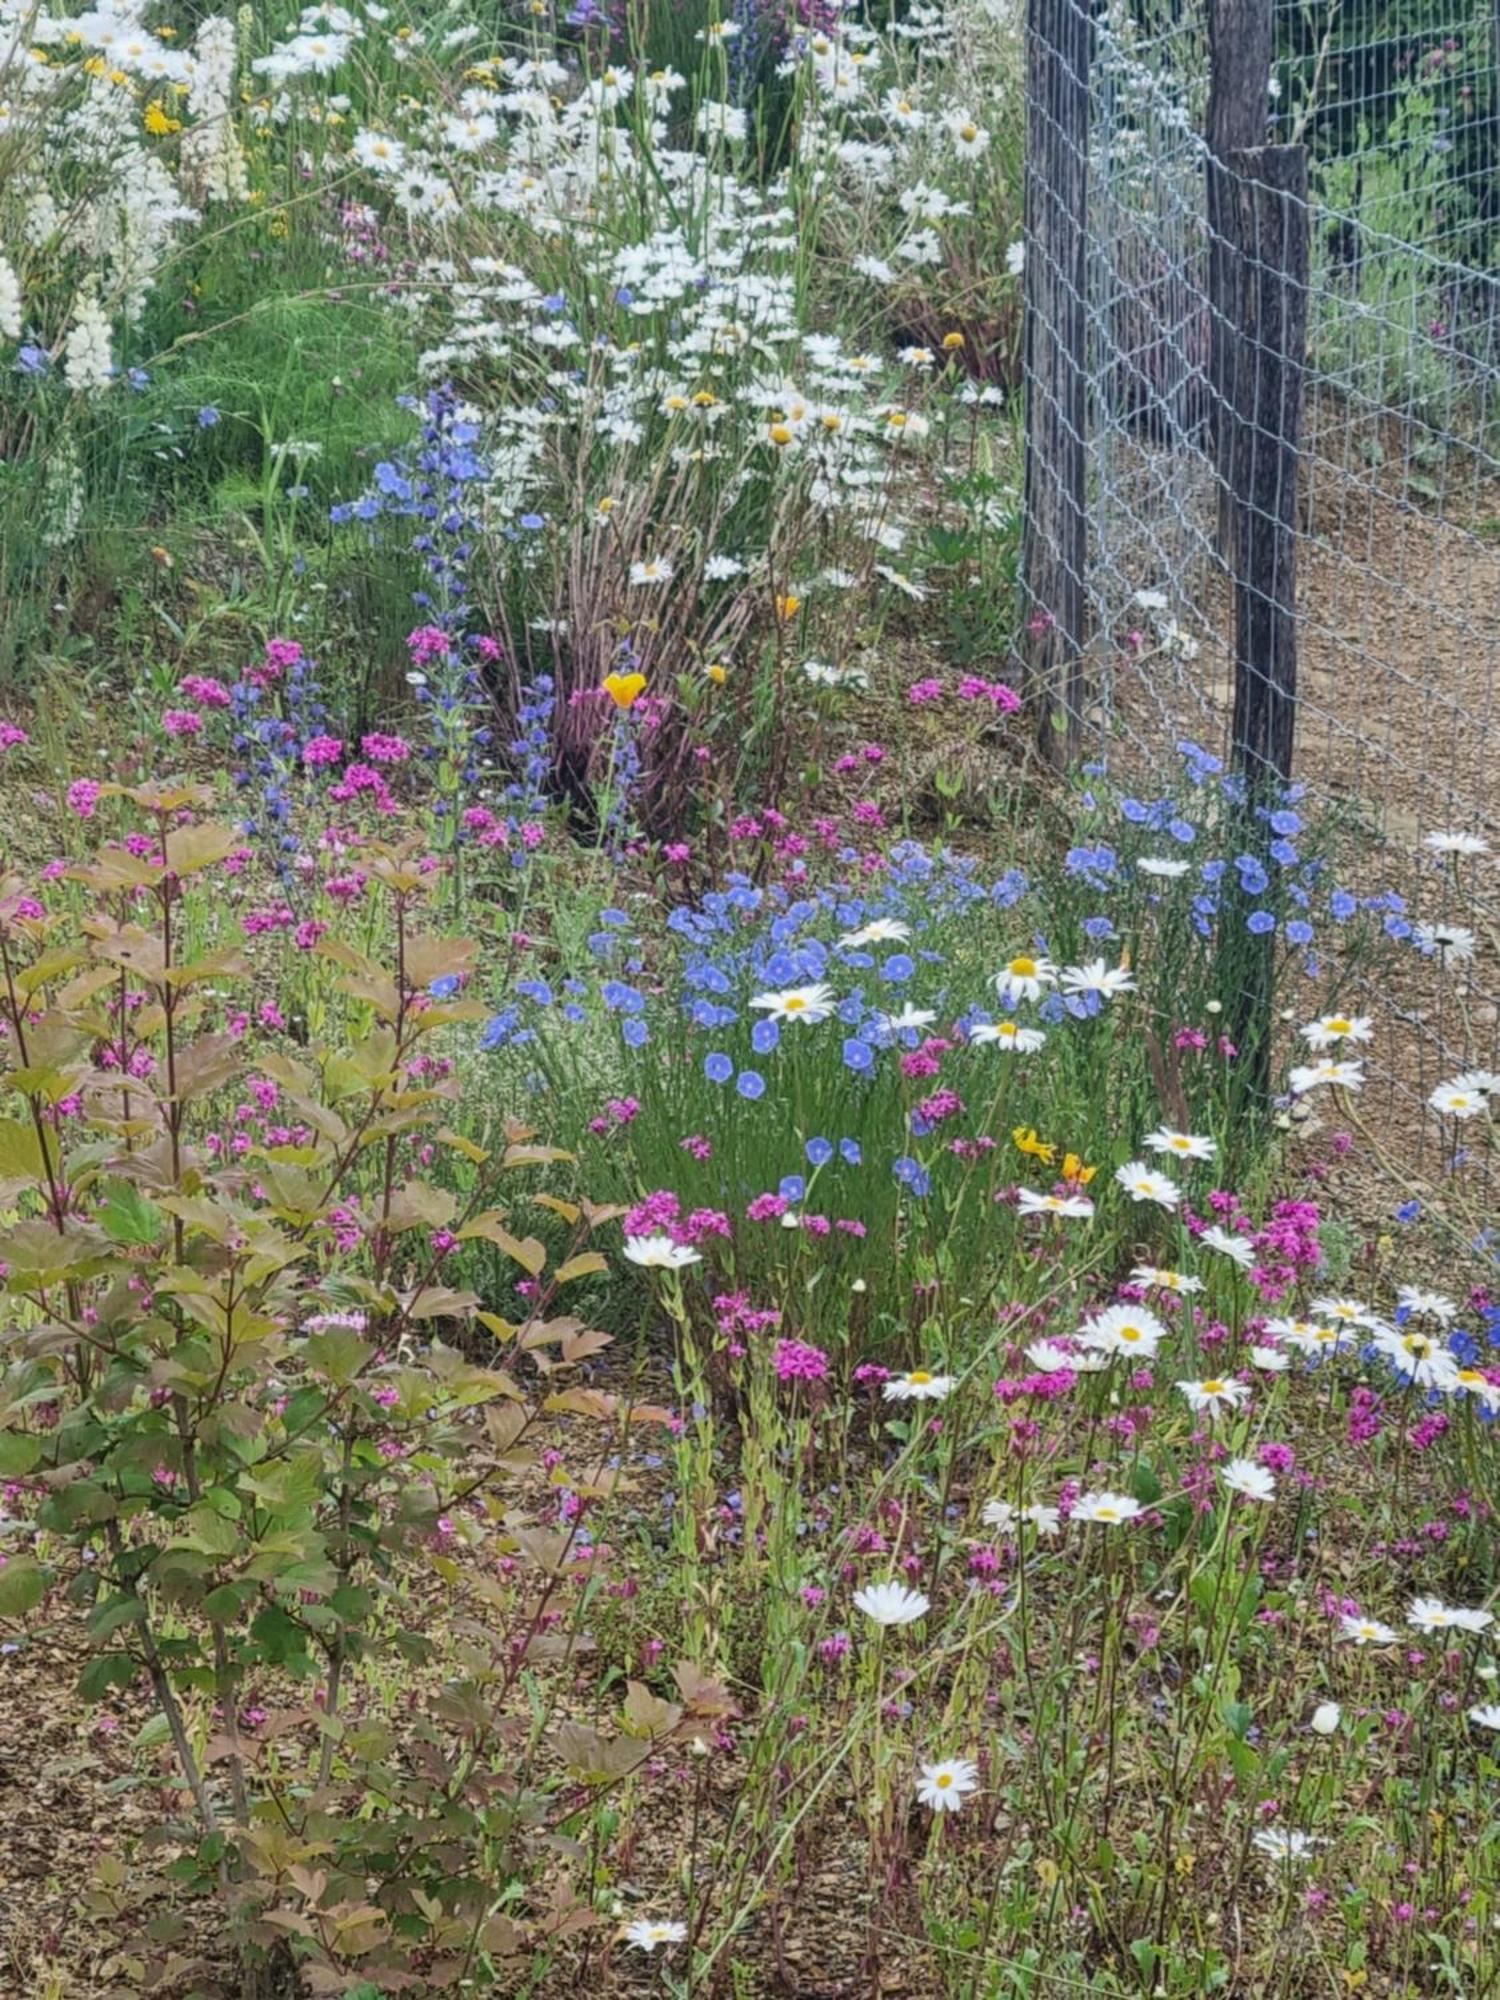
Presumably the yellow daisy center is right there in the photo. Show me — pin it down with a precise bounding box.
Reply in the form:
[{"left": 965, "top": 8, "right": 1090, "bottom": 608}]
[
  {"left": 1119, "top": 1327, "right": 1141, "bottom": 1343},
  {"left": 909, "top": 1370, "right": 932, "bottom": 1385},
  {"left": 935, "top": 1771, "right": 952, "bottom": 1787},
  {"left": 783, "top": 996, "right": 807, "bottom": 1012},
  {"left": 1202, "top": 1380, "right": 1224, "bottom": 1395},
  {"left": 1010, "top": 956, "right": 1037, "bottom": 977},
  {"left": 1327, "top": 1017, "right": 1352, "bottom": 1034}
]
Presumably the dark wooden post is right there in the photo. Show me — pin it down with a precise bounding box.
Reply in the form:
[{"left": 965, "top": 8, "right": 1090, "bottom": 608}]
[
  {"left": 1221, "top": 143, "right": 1308, "bottom": 1097},
  {"left": 1225, "top": 144, "right": 1307, "bottom": 792},
  {"left": 1206, "top": 0, "right": 1274, "bottom": 561},
  {"left": 1020, "top": 0, "right": 1090, "bottom": 770}
]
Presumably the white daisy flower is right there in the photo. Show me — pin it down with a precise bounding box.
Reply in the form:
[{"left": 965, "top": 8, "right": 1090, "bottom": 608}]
[
  {"left": 1273, "top": 1319, "right": 1352, "bottom": 1358},
  {"left": 970, "top": 1020, "right": 1047, "bottom": 1053},
  {"left": 1340, "top": 1613, "right": 1397, "bottom": 1646},
  {"left": 915, "top": 1757, "right": 980, "bottom": 1812},
  {"left": 1310, "top": 1297, "right": 1381, "bottom": 1329},
  {"left": 1016, "top": 1188, "right": 1093, "bottom": 1219},
  {"left": 995, "top": 953, "right": 1056, "bottom": 1004},
  {"left": 1059, "top": 958, "right": 1137, "bottom": 1000},
  {"left": 1288, "top": 1059, "right": 1365, "bottom": 1095},
  {"left": 1413, "top": 921, "right": 1476, "bottom": 964},
  {"left": 1144, "top": 1127, "right": 1216, "bottom": 1162},
  {"left": 623, "top": 1235, "right": 702, "bottom": 1271},
  {"left": 980, "top": 1498, "right": 1062, "bottom": 1536},
  {"left": 1176, "top": 1377, "right": 1251, "bottom": 1415},
  {"left": 1310, "top": 1701, "right": 1341, "bottom": 1735},
  {"left": 1027, "top": 1340, "right": 1102, "bottom": 1375},
  {"left": 1253, "top": 1828, "right": 1319, "bottom": 1863},
  {"left": 1200, "top": 1225, "right": 1254, "bottom": 1268},
  {"left": 1423, "top": 829, "right": 1488, "bottom": 856},
  {"left": 624, "top": 1917, "right": 687, "bottom": 1952},
  {"left": 749, "top": 982, "right": 836, "bottom": 1025},
  {"left": 1396, "top": 1285, "right": 1457, "bottom": 1321},
  {"left": 1081, "top": 1302, "right": 1168, "bottom": 1360},
  {"left": 1452, "top": 1366, "right": 1500, "bottom": 1413},
  {"left": 1299, "top": 1013, "right": 1373, "bottom": 1049},
  {"left": 1071, "top": 1490, "right": 1143, "bottom": 1526},
  {"left": 882, "top": 1368, "right": 954, "bottom": 1403},
  {"left": 1370, "top": 1325, "right": 1459, "bottom": 1392},
  {"left": 1407, "top": 1597, "right": 1492, "bottom": 1636},
  {"left": 874, "top": 1005, "right": 937, "bottom": 1036},
  {"left": 1221, "top": 1457, "right": 1276, "bottom": 1501},
  {"left": 1250, "top": 1345, "right": 1290, "bottom": 1372},
  {"left": 1429, "top": 1080, "right": 1488, "bottom": 1119},
  {"left": 853, "top": 1580, "right": 931, "bottom": 1627},
  {"left": 628, "top": 557, "right": 674, "bottom": 586},
  {"left": 1114, "top": 1162, "right": 1181, "bottom": 1209},
  {"left": 1137, "top": 856, "right": 1191, "bottom": 879},
  {"left": 839, "top": 919, "right": 911, "bottom": 948},
  {"left": 1131, "top": 1265, "right": 1204, "bottom": 1295},
  {"left": 1468, "top": 1703, "right": 1500, "bottom": 1730}
]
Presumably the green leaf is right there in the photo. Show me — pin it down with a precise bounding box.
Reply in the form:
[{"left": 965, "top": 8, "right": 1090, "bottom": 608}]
[
  {"left": 78, "top": 1652, "right": 140, "bottom": 1701},
  {"left": 98, "top": 1179, "right": 167, "bottom": 1248},
  {"left": 0, "top": 1556, "right": 48, "bottom": 1617},
  {"left": 303, "top": 1326, "right": 374, "bottom": 1385},
  {"left": 0, "top": 1432, "right": 41, "bottom": 1477}
]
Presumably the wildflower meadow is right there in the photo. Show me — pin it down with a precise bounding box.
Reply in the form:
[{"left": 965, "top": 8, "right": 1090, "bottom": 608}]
[{"left": 0, "top": 1, "right": 1496, "bottom": 1996}]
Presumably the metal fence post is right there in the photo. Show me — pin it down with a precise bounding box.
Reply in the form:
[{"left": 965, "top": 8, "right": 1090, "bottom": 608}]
[{"left": 1020, "top": 0, "right": 1090, "bottom": 769}]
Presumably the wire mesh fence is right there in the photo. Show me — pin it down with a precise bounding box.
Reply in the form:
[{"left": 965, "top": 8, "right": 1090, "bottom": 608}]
[{"left": 1020, "top": 0, "right": 1500, "bottom": 1177}]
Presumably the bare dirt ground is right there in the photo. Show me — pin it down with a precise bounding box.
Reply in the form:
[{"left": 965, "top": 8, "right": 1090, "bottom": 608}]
[{"left": 1101, "top": 395, "right": 1500, "bottom": 1205}]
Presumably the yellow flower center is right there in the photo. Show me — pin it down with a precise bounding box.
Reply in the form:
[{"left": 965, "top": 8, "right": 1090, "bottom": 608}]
[
  {"left": 1202, "top": 1380, "right": 1224, "bottom": 1396},
  {"left": 909, "top": 1370, "right": 932, "bottom": 1385},
  {"left": 1119, "top": 1327, "right": 1141, "bottom": 1343},
  {"left": 1327, "top": 1017, "right": 1352, "bottom": 1034},
  {"left": 935, "top": 1772, "right": 952, "bottom": 1787},
  {"left": 783, "top": 996, "right": 807, "bottom": 1012},
  {"left": 1170, "top": 1136, "right": 1192, "bottom": 1151},
  {"left": 1096, "top": 1506, "right": 1118, "bottom": 1521},
  {"left": 1010, "top": 956, "right": 1037, "bottom": 977}
]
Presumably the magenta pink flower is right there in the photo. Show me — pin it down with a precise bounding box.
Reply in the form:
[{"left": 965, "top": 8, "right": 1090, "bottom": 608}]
[
  {"left": 302, "top": 734, "right": 344, "bottom": 768},
  {"left": 67, "top": 779, "right": 102, "bottom": 818},
  {"left": 773, "top": 1338, "right": 829, "bottom": 1383},
  {"left": 161, "top": 709, "right": 204, "bottom": 738},
  {"left": 361, "top": 732, "right": 410, "bottom": 763}
]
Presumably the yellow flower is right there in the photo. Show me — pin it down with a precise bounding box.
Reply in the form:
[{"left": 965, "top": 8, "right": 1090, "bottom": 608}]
[
  {"left": 775, "top": 594, "right": 801, "bottom": 621},
  {"left": 768, "top": 423, "right": 793, "bottom": 447},
  {"left": 1061, "top": 1153, "right": 1096, "bottom": 1185},
  {"left": 596, "top": 496, "right": 616, "bottom": 515},
  {"left": 705, "top": 663, "right": 727, "bottom": 685},
  {"left": 144, "top": 100, "right": 181, "bottom": 135},
  {"left": 1012, "top": 1126, "right": 1056, "bottom": 1166},
  {"left": 603, "top": 672, "right": 647, "bottom": 710},
  {"left": 942, "top": 330, "right": 965, "bottom": 351}
]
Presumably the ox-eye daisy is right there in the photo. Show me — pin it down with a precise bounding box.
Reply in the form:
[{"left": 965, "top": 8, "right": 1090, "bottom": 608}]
[
  {"left": 1114, "top": 1161, "right": 1180, "bottom": 1208},
  {"left": 1299, "top": 1012, "right": 1373, "bottom": 1049},
  {"left": 750, "top": 982, "right": 836, "bottom": 1024},
  {"left": 995, "top": 953, "right": 1056, "bottom": 1003},
  {"left": 915, "top": 1757, "right": 979, "bottom": 1812}
]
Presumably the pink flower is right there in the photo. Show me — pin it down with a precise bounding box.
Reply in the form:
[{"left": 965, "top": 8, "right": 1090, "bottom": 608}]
[
  {"left": 179, "top": 674, "right": 232, "bottom": 709},
  {"left": 161, "top": 709, "right": 204, "bottom": 738},
  {"left": 0, "top": 723, "right": 28, "bottom": 750},
  {"left": 407, "top": 624, "right": 450, "bottom": 664},
  {"left": 303, "top": 734, "right": 345, "bottom": 768},
  {"left": 361, "top": 732, "right": 410, "bottom": 764},
  {"left": 908, "top": 677, "right": 944, "bottom": 705},
  {"left": 67, "top": 779, "right": 102, "bottom": 818},
  {"left": 773, "top": 1338, "right": 830, "bottom": 1383}
]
